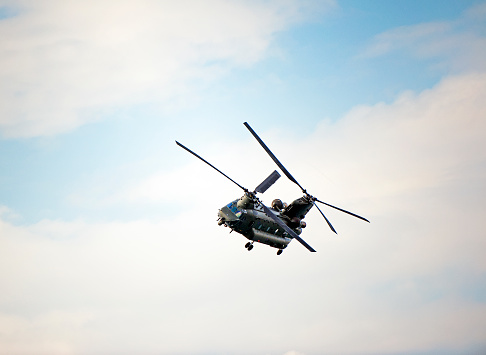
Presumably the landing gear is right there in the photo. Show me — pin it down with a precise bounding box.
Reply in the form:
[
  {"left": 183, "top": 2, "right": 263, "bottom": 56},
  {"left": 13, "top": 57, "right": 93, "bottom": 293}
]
[
  {"left": 245, "top": 242, "right": 254, "bottom": 251},
  {"left": 277, "top": 249, "right": 283, "bottom": 255}
]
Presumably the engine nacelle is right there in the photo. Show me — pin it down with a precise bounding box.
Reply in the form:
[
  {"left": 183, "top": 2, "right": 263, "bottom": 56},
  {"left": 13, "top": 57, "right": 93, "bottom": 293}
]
[
  {"left": 271, "top": 199, "right": 283, "bottom": 210},
  {"left": 237, "top": 194, "right": 254, "bottom": 209}
]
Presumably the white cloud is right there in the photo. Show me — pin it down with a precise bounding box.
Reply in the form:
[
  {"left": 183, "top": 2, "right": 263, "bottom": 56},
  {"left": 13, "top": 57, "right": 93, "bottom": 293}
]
[
  {"left": 302, "top": 72, "right": 486, "bottom": 279},
  {"left": 310, "top": 73, "right": 486, "bottom": 198},
  {"left": 2, "top": 2, "right": 486, "bottom": 350},
  {"left": 1, "top": 70, "right": 485, "bottom": 354},
  {"left": 0, "top": 0, "right": 331, "bottom": 138},
  {"left": 0, "top": 311, "right": 92, "bottom": 355},
  {"left": 360, "top": 6, "right": 486, "bottom": 74},
  {"left": 0, "top": 205, "right": 20, "bottom": 221}
]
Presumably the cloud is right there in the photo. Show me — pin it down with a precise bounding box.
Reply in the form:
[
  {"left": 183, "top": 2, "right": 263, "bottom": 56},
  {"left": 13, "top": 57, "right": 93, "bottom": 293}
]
[
  {"left": 2, "top": 69, "right": 484, "bottom": 354},
  {"left": 0, "top": 311, "right": 93, "bottom": 355},
  {"left": 303, "top": 72, "right": 486, "bottom": 277},
  {"left": 0, "top": 0, "right": 330, "bottom": 138},
  {"left": 310, "top": 72, "right": 486, "bottom": 198},
  {"left": 0, "top": 205, "right": 20, "bottom": 221},
  {"left": 0, "top": 215, "right": 226, "bottom": 353},
  {"left": 2, "top": 2, "right": 486, "bottom": 350},
  {"left": 359, "top": 5, "right": 486, "bottom": 73}
]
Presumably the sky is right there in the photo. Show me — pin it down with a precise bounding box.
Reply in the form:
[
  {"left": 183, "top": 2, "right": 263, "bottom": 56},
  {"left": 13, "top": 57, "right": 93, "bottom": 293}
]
[{"left": 1, "top": 1, "right": 486, "bottom": 354}]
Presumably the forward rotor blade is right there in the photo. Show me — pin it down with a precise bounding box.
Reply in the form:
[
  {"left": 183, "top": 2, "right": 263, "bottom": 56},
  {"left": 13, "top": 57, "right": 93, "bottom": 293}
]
[
  {"left": 315, "top": 198, "right": 370, "bottom": 223},
  {"left": 244, "top": 122, "right": 305, "bottom": 192},
  {"left": 293, "top": 235, "right": 317, "bottom": 253},
  {"left": 261, "top": 203, "right": 316, "bottom": 252},
  {"left": 312, "top": 201, "right": 337, "bottom": 234},
  {"left": 254, "top": 170, "right": 281, "bottom": 194},
  {"left": 175, "top": 141, "right": 247, "bottom": 192}
]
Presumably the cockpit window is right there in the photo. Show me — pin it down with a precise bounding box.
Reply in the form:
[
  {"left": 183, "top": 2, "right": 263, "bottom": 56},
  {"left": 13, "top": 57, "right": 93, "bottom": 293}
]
[{"left": 227, "top": 201, "right": 242, "bottom": 218}]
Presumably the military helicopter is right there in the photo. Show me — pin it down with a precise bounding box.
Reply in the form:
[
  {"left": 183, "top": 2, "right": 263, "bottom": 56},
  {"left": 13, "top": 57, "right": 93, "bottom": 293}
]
[{"left": 176, "top": 122, "right": 369, "bottom": 255}]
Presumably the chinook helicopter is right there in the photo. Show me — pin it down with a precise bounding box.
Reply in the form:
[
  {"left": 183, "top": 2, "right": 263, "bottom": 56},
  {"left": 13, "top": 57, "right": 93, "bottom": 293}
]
[{"left": 176, "top": 122, "right": 369, "bottom": 255}]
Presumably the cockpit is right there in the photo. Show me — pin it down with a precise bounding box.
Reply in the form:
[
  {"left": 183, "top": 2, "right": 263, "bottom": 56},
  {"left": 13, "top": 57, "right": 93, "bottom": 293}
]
[{"left": 226, "top": 200, "right": 242, "bottom": 218}]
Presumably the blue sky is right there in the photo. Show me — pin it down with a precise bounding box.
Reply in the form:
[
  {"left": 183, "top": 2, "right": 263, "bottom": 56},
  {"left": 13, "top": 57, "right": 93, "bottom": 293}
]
[
  {"left": 1, "top": 0, "right": 481, "bottom": 223},
  {"left": 1, "top": 1, "right": 486, "bottom": 354}
]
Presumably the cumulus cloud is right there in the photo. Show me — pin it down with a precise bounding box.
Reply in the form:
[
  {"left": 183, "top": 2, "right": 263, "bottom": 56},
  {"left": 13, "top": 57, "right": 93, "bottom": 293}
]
[
  {"left": 0, "top": 0, "right": 329, "bottom": 138},
  {"left": 2, "top": 3, "right": 486, "bottom": 354},
  {"left": 310, "top": 73, "right": 486, "bottom": 199},
  {"left": 2, "top": 70, "right": 485, "bottom": 354}
]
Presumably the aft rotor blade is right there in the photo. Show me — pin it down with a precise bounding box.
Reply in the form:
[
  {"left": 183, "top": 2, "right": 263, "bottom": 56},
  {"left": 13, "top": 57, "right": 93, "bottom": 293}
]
[
  {"left": 261, "top": 203, "right": 316, "bottom": 252},
  {"left": 176, "top": 141, "right": 247, "bottom": 192},
  {"left": 312, "top": 201, "right": 337, "bottom": 234},
  {"left": 254, "top": 170, "right": 281, "bottom": 194},
  {"left": 315, "top": 198, "right": 370, "bottom": 223},
  {"left": 244, "top": 122, "right": 305, "bottom": 192}
]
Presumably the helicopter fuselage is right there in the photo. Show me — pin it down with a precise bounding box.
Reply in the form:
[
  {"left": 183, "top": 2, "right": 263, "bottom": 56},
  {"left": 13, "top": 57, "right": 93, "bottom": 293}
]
[{"left": 217, "top": 194, "right": 313, "bottom": 250}]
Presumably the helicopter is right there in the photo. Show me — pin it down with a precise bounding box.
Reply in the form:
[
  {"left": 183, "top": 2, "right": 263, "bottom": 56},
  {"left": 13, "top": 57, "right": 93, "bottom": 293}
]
[{"left": 176, "top": 122, "right": 369, "bottom": 255}]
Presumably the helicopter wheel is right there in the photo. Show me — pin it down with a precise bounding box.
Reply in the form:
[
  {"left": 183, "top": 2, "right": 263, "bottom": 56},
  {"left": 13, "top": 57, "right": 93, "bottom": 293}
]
[
  {"left": 245, "top": 242, "right": 251, "bottom": 249},
  {"left": 247, "top": 244, "right": 254, "bottom": 251},
  {"left": 277, "top": 249, "right": 283, "bottom": 255}
]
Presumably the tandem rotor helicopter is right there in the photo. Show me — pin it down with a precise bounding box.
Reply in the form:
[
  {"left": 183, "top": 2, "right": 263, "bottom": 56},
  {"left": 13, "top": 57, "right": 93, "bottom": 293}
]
[{"left": 176, "top": 122, "right": 369, "bottom": 255}]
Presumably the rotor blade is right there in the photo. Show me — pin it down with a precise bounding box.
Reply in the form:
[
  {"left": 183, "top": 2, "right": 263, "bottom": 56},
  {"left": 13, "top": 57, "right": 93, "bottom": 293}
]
[
  {"left": 254, "top": 170, "right": 281, "bottom": 194},
  {"left": 312, "top": 201, "right": 337, "bottom": 234},
  {"left": 293, "top": 235, "right": 317, "bottom": 253},
  {"left": 315, "top": 198, "right": 370, "bottom": 223},
  {"left": 261, "top": 203, "right": 316, "bottom": 252},
  {"left": 244, "top": 122, "right": 305, "bottom": 192},
  {"left": 176, "top": 141, "right": 247, "bottom": 192}
]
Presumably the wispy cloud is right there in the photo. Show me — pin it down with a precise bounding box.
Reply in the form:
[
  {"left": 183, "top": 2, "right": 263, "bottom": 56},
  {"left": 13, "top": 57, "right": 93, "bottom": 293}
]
[
  {"left": 0, "top": 0, "right": 331, "bottom": 138},
  {"left": 359, "top": 4, "right": 486, "bottom": 74}
]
